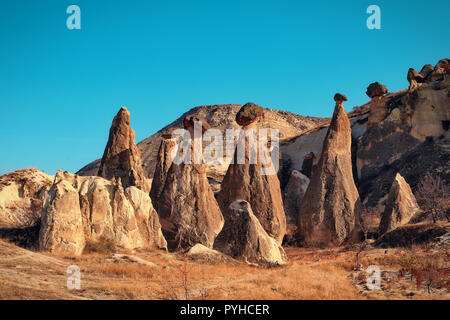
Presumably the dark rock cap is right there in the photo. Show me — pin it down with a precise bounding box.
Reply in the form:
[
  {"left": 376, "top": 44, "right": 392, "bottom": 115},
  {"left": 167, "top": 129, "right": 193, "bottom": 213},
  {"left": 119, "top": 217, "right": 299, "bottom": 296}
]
[
  {"left": 366, "top": 82, "right": 388, "bottom": 99},
  {"left": 235, "top": 102, "right": 264, "bottom": 126},
  {"left": 183, "top": 115, "right": 211, "bottom": 133},
  {"left": 333, "top": 93, "right": 348, "bottom": 104}
]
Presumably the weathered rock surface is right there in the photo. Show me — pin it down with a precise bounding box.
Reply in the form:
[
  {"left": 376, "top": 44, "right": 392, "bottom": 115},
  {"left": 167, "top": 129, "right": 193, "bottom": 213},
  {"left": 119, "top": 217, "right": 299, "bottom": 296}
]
[
  {"left": 39, "top": 180, "right": 85, "bottom": 256},
  {"left": 98, "top": 107, "right": 150, "bottom": 193},
  {"left": 156, "top": 119, "right": 224, "bottom": 249},
  {"left": 378, "top": 173, "right": 421, "bottom": 235},
  {"left": 0, "top": 169, "right": 53, "bottom": 228},
  {"left": 217, "top": 104, "right": 286, "bottom": 243},
  {"left": 186, "top": 244, "right": 236, "bottom": 264},
  {"left": 150, "top": 136, "right": 178, "bottom": 210},
  {"left": 297, "top": 95, "right": 361, "bottom": 246},
  {"left": 282, "top": 170, "right": 309, "bottom": 226},
  {"left": 214, "top": 200, "right": 287, "bottom": 266},
  {"left": 301, "top": 152, "right": 316, "bottom": 178},
  {"left": 38, "top": 170, "right": 167, "bottom": 253},
  {"left": 357, "top": 59, "right": 450, "bottom": 209},
  {"left": 78, "top": 104, "right": 324, "bottom": 186},
  {"left": 366, "top": 82, "right": 388, "bottom": 99},
  {"left": 235, "top": 102, "right": 264, "bottom": 126}
]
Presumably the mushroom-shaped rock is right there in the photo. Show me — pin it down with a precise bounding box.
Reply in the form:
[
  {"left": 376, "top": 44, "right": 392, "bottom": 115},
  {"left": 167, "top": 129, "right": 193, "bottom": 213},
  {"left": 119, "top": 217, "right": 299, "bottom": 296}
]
[
  {"left": 333, "top": 93, "right": 348, "bottom": 106},
  {"left": 39, "top": 180, "right": 85, "bottom": 256},
  {"left": 156, "top": 136, "right": 224, "bottom": 249},
  {"left": 217, "top": 104, "right": 286, "bottom": 243},
  {"left": 98, "top": 107, "right": 150, "bottom": 193},
  {"left": 214, "top": 200, "right": 287, "bottom": 266},
  {"left": 297, "top": 95, "right": 361, "bottom": 246},
  {"left": 378, "top": 173, "right": 421, "bottom": 236},
  {"left": 366, "top": 82, "right": 388, "bottom": 99},
  {"left": 235, "top": 102, "right": 264, "bottom": 127}
]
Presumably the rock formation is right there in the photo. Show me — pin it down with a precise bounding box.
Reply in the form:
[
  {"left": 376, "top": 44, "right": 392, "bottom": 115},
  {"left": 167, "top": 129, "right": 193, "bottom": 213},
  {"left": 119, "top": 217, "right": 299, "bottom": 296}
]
[
  {"left": 0, "top": 169, "right": 53, "bottom": 228},
  {"left": 217, "top": 103, "right": 286, "bottom": 243},
  {"left": 297, "top": 94, "right": 361, "bottom": 246},
  {"left": 39, "top": 180, "right": 85, "bottom": 256},
  {"left": 366, "top": 82, "right": 389, "bottom": 126},
  {"left": 301, "top": 152, "right": 316, "bottom": 178},
  {"left": 150, "top": 130, "right": 178, "bottom": 210},
  {"left": 78, "top": 104, "right": 324, "bottom": 188},
  {"left": 38, "top": 170, "right": 167, "bottom": 254},
  {"left": 378, "top": 173, "right": 420, "bottom": 235},
  {"left": 98, "top": 107, "right": 150, "bottom": 193},
  {"left": 282, "top": 170, "right": 309, "bottom": 226},
  {"left": 214, "top": 200, "right": 287, "bottom": 266},
  {"left": 156, "top": 116, "right": 224, "bottom": 249},
  {"left": 357, "top": 59, "right": 450, "bottom": 209}
]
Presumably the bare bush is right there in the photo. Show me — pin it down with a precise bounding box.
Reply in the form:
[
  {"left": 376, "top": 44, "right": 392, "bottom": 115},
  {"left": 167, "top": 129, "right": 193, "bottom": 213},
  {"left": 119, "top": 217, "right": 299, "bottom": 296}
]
[{"left": 415, "top": 174, "right": 450, "bottom": 223}]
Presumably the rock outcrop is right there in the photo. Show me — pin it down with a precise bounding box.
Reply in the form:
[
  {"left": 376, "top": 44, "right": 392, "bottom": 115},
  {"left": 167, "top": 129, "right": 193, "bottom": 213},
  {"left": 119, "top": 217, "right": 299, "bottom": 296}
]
[
  {"left": 98, "top": 107, "right": 150, "bottom": 193},
  {"left": 78, "top": 104, "right": 324, "bottom": 187},
  {"left": 366, "top": 82, "right": 389, "bottom": 126},
  {"left": 378, "top": 173, "right": 420, "bottom": 235},
  {"left": 156, "top": 117, "right": 224, "bottom": 249},
  {"left": 214, "top": 200, "right": 287, "bottom": 266},
  {"left": 217, "top": 103, "right": 286, "bottom": 243},
  {"left": 0, "top": 169, "right": 53, "bottom": 228},
  {"left": 39, "top": 180, "right": 85, "bottom": 256},
  {"left": 357, "top": 59, "right": 450, "bottom": 209},
  {"left": 150, "top": 133, "right": 178, "bottom": 210},
  {"left": 301, "top": 152, "right": 316, "bottom": 178},
  {"left": 297, "top": 94, "right": 361, "bottom": 246},
  {"left": 38, "top": 170, "right": 167, "bottom": 253},
  {"left": 282, "top": 170, "right": 309, "bottom": 226}
]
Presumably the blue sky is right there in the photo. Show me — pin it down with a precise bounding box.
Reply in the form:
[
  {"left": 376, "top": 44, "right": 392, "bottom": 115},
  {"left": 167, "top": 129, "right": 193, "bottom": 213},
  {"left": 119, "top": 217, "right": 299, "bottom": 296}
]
[{"left": 0, "top": 0, "right": 449, "bottom": 175}]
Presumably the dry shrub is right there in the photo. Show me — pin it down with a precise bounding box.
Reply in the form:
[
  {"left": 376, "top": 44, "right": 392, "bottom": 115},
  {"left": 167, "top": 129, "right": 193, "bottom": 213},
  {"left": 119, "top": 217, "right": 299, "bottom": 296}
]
[
  {"left": 83, "top": 237, "right": 117, "bottom": 254},
  {"left": 416, "top": 174, "right": 450, "bottom": 223}
]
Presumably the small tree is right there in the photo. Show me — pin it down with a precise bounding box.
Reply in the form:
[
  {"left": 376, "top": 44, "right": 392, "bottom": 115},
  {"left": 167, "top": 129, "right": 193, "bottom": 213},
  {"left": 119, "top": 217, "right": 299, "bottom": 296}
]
[{"left": 415, "top": 174, "right": 450, "bottom": 223}]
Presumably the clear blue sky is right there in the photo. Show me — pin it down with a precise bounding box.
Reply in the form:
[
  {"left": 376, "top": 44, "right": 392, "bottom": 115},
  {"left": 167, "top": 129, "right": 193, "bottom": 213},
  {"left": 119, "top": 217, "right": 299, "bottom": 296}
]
[{"left": 0, "top": 0, "right": 449, "bottom": 175}]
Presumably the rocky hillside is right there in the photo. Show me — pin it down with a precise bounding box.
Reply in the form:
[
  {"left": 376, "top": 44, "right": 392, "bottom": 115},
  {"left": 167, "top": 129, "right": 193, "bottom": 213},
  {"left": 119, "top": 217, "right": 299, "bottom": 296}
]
[{"left": 77, "top": 104, "right": 325, "bottom": 181}]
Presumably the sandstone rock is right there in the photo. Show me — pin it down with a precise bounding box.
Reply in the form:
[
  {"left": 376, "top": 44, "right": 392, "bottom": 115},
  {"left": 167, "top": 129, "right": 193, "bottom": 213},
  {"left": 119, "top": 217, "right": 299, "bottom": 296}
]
[
  {"left": 301, "top": 152, "right": 316, "bottom": 178},
  {"left": 98, "top": 107, "right": 150, "bottom": 193},
  {"left": 156, "top": 119, "right": 224, "bottom": 249},
  {"left": 407, "top": 68, "right": 424, "bottom": 89},
  {"left": 150, "top": 136, "right": 178, "bottom": 210},
  {"left": 235, "top": 102, "right": 264, "bottom": 126},
  {"left": 357, "top": 62, "right": 450, "bottom": 209},
  {"left": 420, "top": 64, "right": 435, "bottom": 79},
  {"left": 298, "top": 95, "right": 361, "bottom": 246},
  {"left": 378, "top": 173, "right": 420, "bottom": 235},
  {"left": 217, "top": 104, "right": 286, "bottom": 243},
  {"left": 39, "top": 180, "right": 85, "bottom": 256},
  {"left": 214, "top": 200, "right": 287, "bottom": 266},
  {"left": 183, "top": 115, "right": 211, "bottom": 133},
  {"left": 78, "top": 104, "right": 324, "bottom": 188},
  {"left": 125, "top": 186, "right": 167, "bottom": 250},
  {"left": 366, "top": 82, "right": 388, "bottom": 99},
  {"left": 44, "top": 171, "right": 167, "bottom": 251},
  {"left": 0, "top": 169, "right": 53, "bottom": 228},
  {"left": 366, "top": 83, "right": 389, "bottom": 126},
  {"left": 186, "top": 244, "right": 235, "bottom": 263},
  {"left": 282, "top": 170, "right": 309, "bottom": 226}
]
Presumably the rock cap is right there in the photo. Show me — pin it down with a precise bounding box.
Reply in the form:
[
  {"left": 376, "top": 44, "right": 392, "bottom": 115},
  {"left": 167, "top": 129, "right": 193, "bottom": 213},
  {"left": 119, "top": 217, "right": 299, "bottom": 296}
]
[{"left": 235, "top": 103, "right": 264, "bottom": 127}]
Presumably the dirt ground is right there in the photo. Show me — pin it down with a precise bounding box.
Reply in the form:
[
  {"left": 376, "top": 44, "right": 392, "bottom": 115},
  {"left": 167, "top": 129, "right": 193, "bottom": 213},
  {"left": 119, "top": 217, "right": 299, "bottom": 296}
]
[{"left": 0, "top": 239, "right": 448, "bottom": 300}]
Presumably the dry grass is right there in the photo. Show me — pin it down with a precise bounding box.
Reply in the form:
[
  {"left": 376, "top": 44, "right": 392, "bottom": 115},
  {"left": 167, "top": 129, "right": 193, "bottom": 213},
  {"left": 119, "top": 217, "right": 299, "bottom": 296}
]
[{"left": 1, "top": 238, "right": 448, "bottom": 300}]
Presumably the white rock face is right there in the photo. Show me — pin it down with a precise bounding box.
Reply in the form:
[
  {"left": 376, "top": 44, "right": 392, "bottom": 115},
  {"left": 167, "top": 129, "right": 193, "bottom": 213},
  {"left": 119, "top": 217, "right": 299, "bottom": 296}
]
[
  {"left": 39, "top": 180, "right": 85, "bottom": 256},
  {"left": 0, "top": 169, "right": 53, "bottom": 228},
  {"left": 215, "top": 200, "right": 287, "bottom": 266},
  {"left": 39, "top": 170, "right": 167, "bottom": 254}
]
